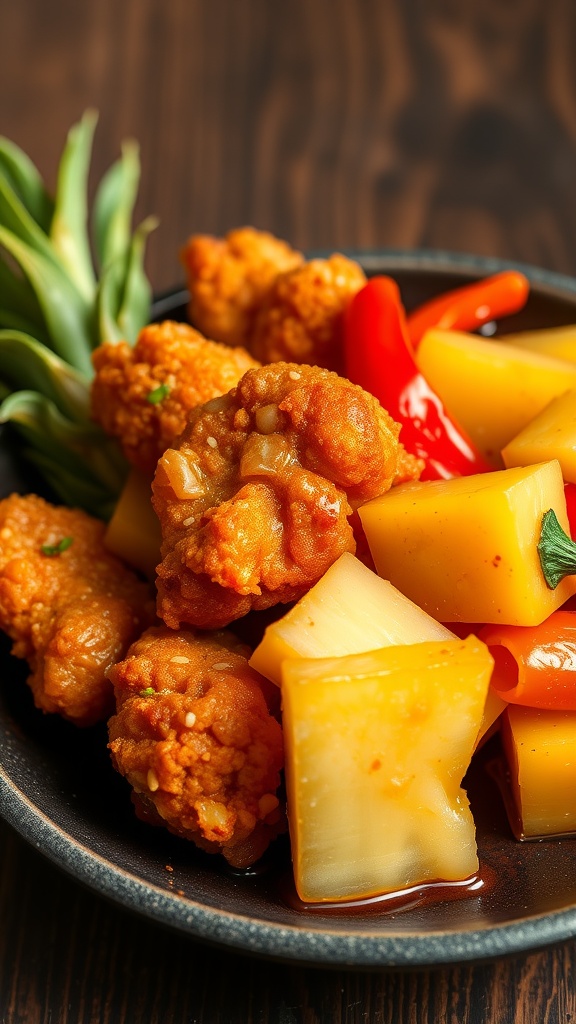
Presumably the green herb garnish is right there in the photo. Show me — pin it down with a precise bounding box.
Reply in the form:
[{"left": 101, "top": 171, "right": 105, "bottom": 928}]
[
  {"left": 146, "top": 383, "right": 170, "bottom": 405},
  {"left": 139, "top": 687, "right": 155, "bottom": 697},
  {"left": 41, "top": 536, "right": 74, "bottom": 557},
  {"left": 538, "top": 509, "right": 576, "bottom": 588}
]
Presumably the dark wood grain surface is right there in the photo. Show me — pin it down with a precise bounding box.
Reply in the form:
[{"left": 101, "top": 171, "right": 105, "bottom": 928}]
[{"left": 2, "top": 0, "right": 576, "bottom": 1020}]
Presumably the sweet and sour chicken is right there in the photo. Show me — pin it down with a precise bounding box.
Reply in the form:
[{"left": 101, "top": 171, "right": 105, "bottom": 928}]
[
  {"left": 152, "top": 362, "right": 422, "bottom": 631},
  {"left": 91, "top": 320, "right": 259, "bottom": 475},
  {"left": 0, "top": 494, "right": 154, "bottom": 725},
  {"left": 108, "top": 626, "right": 284, "bottom": 867},
  {"left": 180, "top": 227, "right": 366, "bottom": 370},
  {"left": 181, "top": 227, "right": 303, "bottom": 348}
]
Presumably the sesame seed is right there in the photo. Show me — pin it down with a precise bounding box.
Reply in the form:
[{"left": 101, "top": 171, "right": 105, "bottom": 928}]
[
  {"left": 212, "top": 662, "right": 233, "bottom": 671},
  {"left": 289, "top": 370, "right": 301, "bottom": 380},
  {"left": 182, "top": 516, "right": 195, "bottom": 527},
  {"left": 147, "top": 769, "right": 159, "bottom": 792},
  {"left": 170, "top": 656, "right": 190, "bottom": 664},
  {"left": 185, "top": 712, "right": 196, "bottom": 728},
  {"left": 206, "top": 436, "right": 218, "bottom": 449}
]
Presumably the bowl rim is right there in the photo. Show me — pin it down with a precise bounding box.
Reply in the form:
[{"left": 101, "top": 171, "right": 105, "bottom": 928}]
[{"left": 151, "top": 247, "right": 576, "bottom": 319}]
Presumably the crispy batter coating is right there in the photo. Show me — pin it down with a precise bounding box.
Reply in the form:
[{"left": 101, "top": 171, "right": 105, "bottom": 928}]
[
  {"left": 108, "top": 626, "right": 284, "bottom": 867},
  {"left": 91, "top": 321, "right": 259, "bottom": 475},
  {"left": 250, "top": 254, "right": 366, "bottom": 371},
  {"left": 180, "top": 227, "right": 303, "bottom": 347},
  {"left": 152, "top": 363, "right": 421, "bottom": 630},
  {"left": 0, "top": 494, "right": 155, "bottom": 726}
]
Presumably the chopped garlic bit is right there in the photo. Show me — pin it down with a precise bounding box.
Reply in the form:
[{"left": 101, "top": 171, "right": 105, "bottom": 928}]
[
  {"left": 157, "top": 450, "right": 205, "bottom": 499},
  {"left": 147, "top": 769, "right": 160, "bottom": 792},
  {"left": 255, "top": 404, "right": 280, "bottom": 434},
  {"left": 203, "top": 394, "right": 231, "bottom": 413},
  {"left": 240, "top": 433, "right": 295, "bottom": 479},
  {"left": 258, "top": 793, "right": 280, "bottom": 818}
]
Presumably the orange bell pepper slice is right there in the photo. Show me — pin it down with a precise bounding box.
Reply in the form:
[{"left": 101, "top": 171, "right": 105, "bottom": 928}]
[
  {"left": 406, "top": 271, "right": 529, "bottom": 348},
  {"left": 479, "top": 611, "right": 576, "bottom": 710}
]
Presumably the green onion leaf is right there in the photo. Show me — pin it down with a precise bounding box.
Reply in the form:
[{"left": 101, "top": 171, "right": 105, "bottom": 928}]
[
  {"left": 0, "top": 174, "right": 61, "bottom": 268},
  {"left": 93, "top": 140, "right": 140, "bottom": 270},
  {"left": 0, "top": 330, "right": 90, "bottom": 421},
  {"left": 0, "top": 390, "right": 128, "bottom": 512},
  {"left": 116, "top": 215, "right": 157, "bottom": 343},
  {"left": 139, "top": 687, "right": 155, "bottom": 697},
  {"left": 0, "top": 226, "right": 94, "bottom": 374},
  {"left": 0, "top": 253, "right": 49, "bottom": 340},
  {"left": 0, "top": 136, "right": 54, "bottom": 231},
  {"left": 50, "top": 110, "right": 97, "bottom": 302}
]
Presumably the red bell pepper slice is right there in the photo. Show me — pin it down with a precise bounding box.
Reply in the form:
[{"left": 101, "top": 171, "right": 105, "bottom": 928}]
[
  {"left": 344, "top": 276, "right": 493, "bottom": 480},
  {"left": 564, "top": 483, "right": 576, "bottom": 541},
  {"left": 406, "top": 271, "right": 529, "bottom": 348},
  {"left": 479, "top": 612, "right": 576, "bottom": 710}
]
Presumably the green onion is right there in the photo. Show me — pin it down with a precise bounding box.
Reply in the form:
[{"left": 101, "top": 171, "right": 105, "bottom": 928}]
[
  {"left": 139, "top": 687, "right": 155, "bottom": 697},
  {"left": 41, "top": 536, "right": 74, "bottom": 557},
  {"left": 146, "top": 383, "right": 170, "bottom": 405},
  {"left": 0, "top": 113, "right": 157, "bottom": 518}
]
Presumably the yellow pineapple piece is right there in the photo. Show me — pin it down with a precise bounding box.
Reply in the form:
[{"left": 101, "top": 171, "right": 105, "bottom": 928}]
[
  {"left": 249, "top": 553, "right": 455, "bottom": 686},
  {"left": 500, "top": 324, "right": 576, "bottom": 363},
  {"left": 502, "top": 705, "right": 576, "bottom": 837},
  {"left": 502, "top": 389, "right": 576, "bottom": 483},
  {"left": 282, "top": 637, "right": 492, "bottom": 902},
  {"left": 104, "top": 467, "right": 161, "bottom": 579},
  {"left": 358, "top": 461, "right": 576, "bottom": 625},
  {"left": 416, "top": 327, "right": 576, "bottom": 462}
]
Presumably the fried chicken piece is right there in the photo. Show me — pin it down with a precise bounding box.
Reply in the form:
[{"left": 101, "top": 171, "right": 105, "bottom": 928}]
[
  {"left": 0, "top": 494, "right": 155, "bottom": 725},
  {"left": 108, "top": 625, "right": 284, "bottom": 867},
  {"left": 249, "top": 254, "right": 366, "bottom": 371},
  {"left": 180, "top": 227, "right": 303, "bottom": 347},
  {"left": 91, "top": 321, "right": 259, "bottom": 475},
  {"left": 152, "top": 363, "right": 421, "bottom": 630}
]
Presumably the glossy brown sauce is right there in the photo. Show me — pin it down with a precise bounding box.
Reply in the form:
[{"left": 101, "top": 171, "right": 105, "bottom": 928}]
[{"left": 278, "top": 868, "right": 495, "bottom": 917}]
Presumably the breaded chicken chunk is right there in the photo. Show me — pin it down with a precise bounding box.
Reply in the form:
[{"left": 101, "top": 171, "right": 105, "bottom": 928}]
[
  {"left": 108, "top": 626, "right": 284, "bottom": 867},
  {"left": 180, "top": 227, "right": 303, "bottom": 347},
  {"left": 250, "top": 254, "right": 366, "bottom": 371},
  {"left": 0, "top": 494, "right": 155, "bottom": 726},
  {"left": 91, "top": 321, "right": 259, "bottom": 475},
  {"left": 152, "top": 363, "right": 422, "bottom": 630}
]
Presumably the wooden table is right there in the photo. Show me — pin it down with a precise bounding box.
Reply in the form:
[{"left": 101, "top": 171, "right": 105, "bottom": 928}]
[{"left": 2, "top": 1, "right": 576, "bottom": 1019}]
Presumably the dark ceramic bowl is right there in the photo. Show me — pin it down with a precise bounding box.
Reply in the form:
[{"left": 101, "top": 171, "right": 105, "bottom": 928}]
[{"left": 2, "top": 250, "right": 576, "bottom": 969}]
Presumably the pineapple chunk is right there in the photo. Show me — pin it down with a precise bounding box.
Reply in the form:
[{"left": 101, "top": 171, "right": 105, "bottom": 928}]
[
  {"left": 249, "top": 552, "right": 455, "bottom": 686},
  {"left": 282, "top": 637, "right": 492, "bottom": 902},
  {"left": 500, "top": 324, "right": 576, "bottom": 363},
  {"left": 104, "top": 467, "right": 162, "bottom": 579},
  {"left": 502, "top": 389, "right": 576, "bottom": 483},
  {"left": 358, "top": 461, "right": 576, "bottom": 625},
  {"left": 502, "top": 705, "right": 576, "bottom": 837},
  {"left": 416, "top": 327, "right": 576, "bottom": 463}
]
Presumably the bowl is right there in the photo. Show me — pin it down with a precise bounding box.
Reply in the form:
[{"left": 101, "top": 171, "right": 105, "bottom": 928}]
[{"left": 2, "top": 249, "right": 576, "bottom": 968}]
